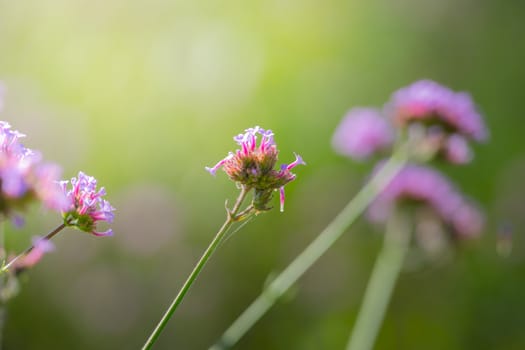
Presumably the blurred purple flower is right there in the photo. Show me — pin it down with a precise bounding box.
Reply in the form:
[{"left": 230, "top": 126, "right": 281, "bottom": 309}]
[
  {"left": 385, "top": 80, "right": 488, "bottom": 141},
  {"left": 15, "top": 236, "right": 55, "bottom": 269},
  {"left": 0, "top": 121, "right": 67, "bottom": 217},
  {"left": 451, "top": 202, "right": 484, "bottom": 238},
  {"left": 61, "top": 171, "right": 115, "bottom": 236},
  {"left": 206, "top": 126, "right": 305, "bottom": 212},
  {"left": 442, "top": 134, "right": 472, "bottom": 164},
  {"left": 368, "top": 163, "right": 483, "bottom": 237},
  {"left": 332, "top": 108, "right": 394, "bottom": 160}
]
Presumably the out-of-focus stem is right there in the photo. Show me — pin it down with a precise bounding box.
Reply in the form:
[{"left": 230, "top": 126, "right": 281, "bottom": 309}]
[{"left": 346, "top": 208, "right": 412, "bottom": 350}]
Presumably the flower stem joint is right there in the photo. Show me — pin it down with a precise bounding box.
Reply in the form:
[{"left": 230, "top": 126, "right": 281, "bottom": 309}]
[{"left": 206, "top": 126, "right": 305, "bottom": 212}]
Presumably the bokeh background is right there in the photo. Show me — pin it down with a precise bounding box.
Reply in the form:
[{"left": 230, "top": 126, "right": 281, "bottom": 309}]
[{"left": 1, "top": 0, "right": 524, "bottom": 349}]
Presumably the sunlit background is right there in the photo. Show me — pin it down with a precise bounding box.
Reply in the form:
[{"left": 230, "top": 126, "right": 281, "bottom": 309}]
[{"left": 1, "top": 0, "right": 525, "bottom": 349}]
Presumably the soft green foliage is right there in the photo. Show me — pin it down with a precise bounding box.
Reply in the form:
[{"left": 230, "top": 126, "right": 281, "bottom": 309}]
[{"left": 0, "top": 0, "right": 524, "bottom": 349}]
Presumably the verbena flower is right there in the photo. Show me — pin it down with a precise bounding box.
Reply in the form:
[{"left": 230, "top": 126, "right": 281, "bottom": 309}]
[
  {"left": 60, "top": 171, "right": 115, "bottom": 236},
  {"left": 368, "top": 163, "right": 483, "bottom": 238},
  {"left": 385, "top": 79, "right": 488, "bottom": 141},
  {"left": 0, "top": 121, "right": 67, "bottom": 217},
  {"left": 332, "top": 108, "right": 394, "bottom": 160},
  {"left": 206, "top": 126, "right": 305, "bottom": 212}
]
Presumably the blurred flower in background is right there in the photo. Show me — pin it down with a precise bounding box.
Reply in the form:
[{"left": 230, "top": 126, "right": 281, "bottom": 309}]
[
  {"left": 0, "top": 120, "right": 67, "bottom": 219},
  {"left": 384, "top": 80, "right": 488, "bottom": 164},
  {"left": 339, "top": 80, "right": 488, "bottom": 350},
  {"left": 333, "top": 81, "right": 487, "bottom": 256},
  {"left": 332, "top": 108, "right": 394, "bottom": 160},
  {"left": 385, "top": 79, "right": 488, "bottom": 141},
  {"left": 368, "top": 163, "right": 484, "bottom": 239}
]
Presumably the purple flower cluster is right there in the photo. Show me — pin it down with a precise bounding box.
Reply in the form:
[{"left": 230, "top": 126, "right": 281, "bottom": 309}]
[
  {"left": 385, "top": 80, "right": 488, "bottom": 141},
  {"left": 206, "top": 126, "right": 305, "bottom": 212},
  {"left": 443, "top": 134, "right": 472, "bottom": 164},
  {"left": 368, "top": 164, "right": 483, "bottom": 237},
  {"left": 0, "top": 120, "right": 115, "bottom": 235},
  {"left": 0, "top": 121, "right": 68, "bottom": 216},
  {"left": 332, "top": 108, "right": 394, "bottom": 160},
  {"left": 0, "top": 86, "right": 115, "bottom": 283},
  {"left": 333, "top": 80, "right": 488, "bottom": 165},
  {"left": 60, "top": 172, "right": 115, "bottom": 236}
]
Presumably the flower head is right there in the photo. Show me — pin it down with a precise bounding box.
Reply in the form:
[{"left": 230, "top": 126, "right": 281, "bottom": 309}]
[
  {"left": 385, "top": 80, "right": 488, "bottom": 141},
  {"left": 206, "top": 126, "right": 305, "bottom": 212},
  {"left": 332, "top": 108, "right": 394, "bottom": 160},
  {"left": 0, "top": 121, "right": 67, "bottom": 217},
  {"left": 60, "top": 171, "right": 115, "bottom": 236},
  {"left": 368, "top": 163, "right": 483, "bottom": 238}
]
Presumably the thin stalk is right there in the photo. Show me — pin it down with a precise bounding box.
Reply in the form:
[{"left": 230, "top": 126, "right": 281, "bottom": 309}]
[
  {"left": 1, "top": 222, "right": 67, "bottom": 274},
  {"left": 346, "top": 208, "right": 412, "bottom": 350},
  {"left": 211, "top": 145, "right": 408, "bottom": 350},
  {"left": 219, "top": 212, "right": 256, "bottom": 248},
  {"left": 0, "top": 220, "right": 5, "bottom": 265},
  {"left": 0, "top": 306, "right": 5, "bottom": 350},
  {"left": 142, "top": 185, "right": 253, "bottom": 350}
]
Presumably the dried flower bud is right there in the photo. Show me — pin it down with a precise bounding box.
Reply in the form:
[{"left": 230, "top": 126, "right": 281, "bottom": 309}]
[{"left": 206, "top": 126, "right": 305, "bottom": 212}]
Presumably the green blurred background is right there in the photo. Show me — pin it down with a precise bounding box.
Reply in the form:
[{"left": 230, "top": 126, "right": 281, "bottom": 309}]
[{"left": 1, "top": 0, "right": 524, "bottom": 349}]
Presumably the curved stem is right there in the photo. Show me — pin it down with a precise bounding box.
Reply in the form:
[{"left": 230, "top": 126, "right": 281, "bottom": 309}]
[
  {"left": 346, "top": 208, "right": 412, "bottom": 350},
  {"left": 210, "top": 145, "right": 408, "bottom": 350},
  {"left": 1, "top": 222, "right": 67, "bottom": 274},
  {"left": 142, "top": 185, "right": 252, "bottom": 350}
]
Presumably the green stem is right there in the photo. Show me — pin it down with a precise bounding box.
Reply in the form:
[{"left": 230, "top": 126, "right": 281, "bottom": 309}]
[
  {"left": 346, "top": 208, "right": 412, "bottom": 350},
  {"left": 210, "top": 145, "right": 408, "bottom": 350},
  {"left": 0, "top": 220, "right": 5, "bottom": 266},
  {"left": 0, "top": 223, "right": 67, "bottom": 274},
  {"left": 142, "top": 185, "right": 252, "bottom": 350},
  {"left": 0, "top": 221, "right": 4, "bottom": 271}
]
